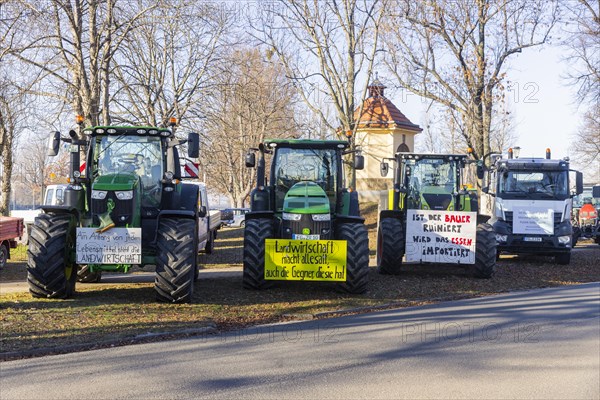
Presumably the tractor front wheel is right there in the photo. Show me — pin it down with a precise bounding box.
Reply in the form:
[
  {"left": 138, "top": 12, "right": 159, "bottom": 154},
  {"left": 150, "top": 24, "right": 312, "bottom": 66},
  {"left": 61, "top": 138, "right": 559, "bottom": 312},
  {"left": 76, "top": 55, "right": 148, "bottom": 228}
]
[
  {"left": 155, "top": 218, "right": 197, "bottom": 303},
  {"left": 376, "top": 217, "right": 404, "bottom": 275},
  {"left": 335, "top": 222, "right": 369, "bottom": 294},
  {"left": 27, "top": 213, "right": 77, "bottom": 298},
  {"left": 243, "top": 218, "right": 274, "bottom": 290},
  {"left": 473, "top": 223, "right": 497, "bottom": 279},
  {"left": 77, "top": 265, "right": 102, "bottom": 283}
]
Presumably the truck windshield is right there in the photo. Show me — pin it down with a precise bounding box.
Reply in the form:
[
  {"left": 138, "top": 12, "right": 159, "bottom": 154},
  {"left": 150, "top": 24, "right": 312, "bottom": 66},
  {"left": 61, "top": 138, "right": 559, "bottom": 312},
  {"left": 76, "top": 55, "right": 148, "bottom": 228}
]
[
  {"left": 93, "top": 135, "right": 163, "bottom": 206},
  {"left": 272, "top": 147, "right": 338, "bottom": 211},
  {"left": 498, "top": 170, "right": 568, "bottom": 200}
]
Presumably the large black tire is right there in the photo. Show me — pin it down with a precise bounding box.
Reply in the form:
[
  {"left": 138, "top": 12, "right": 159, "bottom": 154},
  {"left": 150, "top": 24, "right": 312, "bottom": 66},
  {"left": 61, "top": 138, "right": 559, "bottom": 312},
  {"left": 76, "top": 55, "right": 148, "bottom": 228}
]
[
  {"left": 376, "top": 217, "right": 404, "bottom": 275},
  {"left": 204, "top": 231, "right": 214, "bottom": 254},
  {"left": 335, "top": 222, "right": 369, "bottom": 294},
  {"left": 27, "top": 213, "right": 77, "bottom": 298},
  {"left": 77, "top": 265, "right": 102, "bottom": 283},
  {"left": 555, "top": 252, "right": 571, "bottom": 265},
  {"left": 242, "top": 218, "right": 274, "bottom": 290},
  {"left": 473, "top": 223, "right": 497, "bottom": 279},
  {"left": 155, "top": 218, "right": 197, "bottom": 303},
  {"left": 0, "top": 243, "right": 8, "bottom": 269}
]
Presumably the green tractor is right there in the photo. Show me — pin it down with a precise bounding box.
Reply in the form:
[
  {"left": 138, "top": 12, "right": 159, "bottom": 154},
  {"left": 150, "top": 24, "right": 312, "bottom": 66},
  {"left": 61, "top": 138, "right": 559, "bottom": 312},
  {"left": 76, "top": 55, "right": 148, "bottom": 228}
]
[
  {"left": 243, "top": 139, "right": 370, "bottom": 293},
  {"left": 27, "top": 121, "right": 201, "bottom": 303},
  {"left": 377, "top": 152, "right": 496, "bottom": 278}
]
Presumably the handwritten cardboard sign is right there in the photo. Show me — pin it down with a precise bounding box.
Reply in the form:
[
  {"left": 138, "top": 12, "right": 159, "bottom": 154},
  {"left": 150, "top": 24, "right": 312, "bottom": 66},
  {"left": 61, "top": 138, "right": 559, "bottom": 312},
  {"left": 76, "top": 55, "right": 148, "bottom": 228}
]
[
  {"left": 512, "top": 207, "right": 554, "bottom": 235},
  {"left": 264, "top": 239, "right": 347, "bottom": 281},
  {"left": 405, "top": 210, "right": 477, "bottom": 264},
  {"left": 76, "top": 228, "right": 142, "bottom": 264}
]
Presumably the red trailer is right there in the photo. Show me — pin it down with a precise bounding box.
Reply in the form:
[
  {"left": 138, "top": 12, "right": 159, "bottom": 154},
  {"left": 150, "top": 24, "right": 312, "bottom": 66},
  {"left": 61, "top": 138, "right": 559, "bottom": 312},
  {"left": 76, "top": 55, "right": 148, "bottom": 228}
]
[{"left": 0, "top": 216, "right": 24, "bottom": 269}]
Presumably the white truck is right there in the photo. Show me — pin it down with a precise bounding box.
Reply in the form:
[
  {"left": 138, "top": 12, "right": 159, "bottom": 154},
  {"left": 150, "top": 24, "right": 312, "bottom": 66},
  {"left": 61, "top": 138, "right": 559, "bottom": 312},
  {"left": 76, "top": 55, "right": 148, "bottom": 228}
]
[
  {"left": 480, "top": 148, "right": 583, "bottom": 264},
  {"left": 187, "top": 182, "right": 221, "bottom": 254}
]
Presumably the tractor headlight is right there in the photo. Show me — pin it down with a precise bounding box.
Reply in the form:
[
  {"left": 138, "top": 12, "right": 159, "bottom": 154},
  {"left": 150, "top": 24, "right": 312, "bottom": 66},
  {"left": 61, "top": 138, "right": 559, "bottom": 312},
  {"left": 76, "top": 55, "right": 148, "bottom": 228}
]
[
  {"left": 311, "top": 214, "right": 331, "bottom": 221},
  {"left": 282, "top": 212, "right": 302, "bottom": 221},
  {"left": 496, "top": 234, "right": 508, "bottom": 243},
  {"left": 558, "top": 235, "right": 571, "bottom": 244},
  {"left": 91, "top": 190, "right": 107, "bottom": 200},
  {"left": 115, "top": 190, "right": 134, "bottom": 200}
]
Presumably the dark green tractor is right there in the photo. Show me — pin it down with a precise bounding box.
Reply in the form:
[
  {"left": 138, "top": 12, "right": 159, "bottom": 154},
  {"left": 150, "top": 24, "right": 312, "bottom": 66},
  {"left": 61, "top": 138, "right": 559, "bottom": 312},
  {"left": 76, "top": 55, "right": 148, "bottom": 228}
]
[
  {"left": 377, "top": 153, "right": 496, "bottom": 278},
  {"left": 243, "top": 139, "right": 370, "bottom": 293},
  {"left": 27, "top": 121, "right": 201, "bottom": 303}
]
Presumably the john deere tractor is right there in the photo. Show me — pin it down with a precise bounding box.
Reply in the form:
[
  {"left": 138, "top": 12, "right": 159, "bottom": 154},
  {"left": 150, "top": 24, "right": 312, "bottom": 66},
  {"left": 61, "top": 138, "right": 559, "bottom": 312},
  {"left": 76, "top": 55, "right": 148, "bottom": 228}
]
[
  {"left": 243, "top": 139, "right": 369, "bottom": 293},
  {"left": 377, "top": 152, "right": 496, "bottom": 278},
  {"left": 27, "top": 121, "right": 201, "bottom": 303}
]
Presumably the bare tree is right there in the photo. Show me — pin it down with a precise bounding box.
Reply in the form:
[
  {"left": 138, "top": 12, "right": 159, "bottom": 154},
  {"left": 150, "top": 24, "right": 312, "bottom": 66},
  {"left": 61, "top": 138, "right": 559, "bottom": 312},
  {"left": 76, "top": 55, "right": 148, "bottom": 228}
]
[
  {"left": 562, "top": 0, "right": 600, "bottom": 106},
  {"left": 253, "top": 0, "right": 386, "bottom": 188},
  {"left": 0, "top": 2, "right": 32, "bottom": 214},
  {"left": 201, "top": 48, "right": 298, "bottom": 207},
  {"left": 112, "top": 0, "right": 229, "bottom": 128},
  {"left": 5, "top": 0, "right": 153, "bottom": 126},
  {"left": 383, "top": 0, "right": 558, "bottom": 162},
  {"left": 571, "top": 108, "right": 600, "bottom": 182}
]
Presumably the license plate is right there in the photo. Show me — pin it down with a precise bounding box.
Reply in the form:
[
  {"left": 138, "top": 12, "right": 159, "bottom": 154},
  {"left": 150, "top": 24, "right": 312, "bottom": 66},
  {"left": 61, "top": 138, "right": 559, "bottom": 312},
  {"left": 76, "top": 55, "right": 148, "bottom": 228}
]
[
  {"left": 292, "top": 234, "right": 320, "bottom": 240},
  {"left": 524, "top": 237, "right": 542, "bottom": 242}
]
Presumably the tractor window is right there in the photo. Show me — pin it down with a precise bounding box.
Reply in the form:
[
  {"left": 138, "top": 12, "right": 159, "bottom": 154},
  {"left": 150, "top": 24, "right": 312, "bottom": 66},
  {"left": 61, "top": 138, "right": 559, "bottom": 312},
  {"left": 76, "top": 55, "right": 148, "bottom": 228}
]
[
  {"left": 272, "top": 148, "right": 338, "bottom": 211},
  {"left": 94, "top": 135, "right": 163, "bottom": 207},
  {"left": 403, "top": 158, "right": 457, "bottom": 210},
  {"left": 410, "top": 158, "right": 456, "bottom": 193},
  {"left": 498, "top": 170, "right": 568, "bottom": 200}
]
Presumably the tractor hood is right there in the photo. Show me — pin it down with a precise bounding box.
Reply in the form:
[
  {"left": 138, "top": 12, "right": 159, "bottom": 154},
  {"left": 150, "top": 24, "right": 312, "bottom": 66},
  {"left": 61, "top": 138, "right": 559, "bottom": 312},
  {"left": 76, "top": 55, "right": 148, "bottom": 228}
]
[
  {"left": 92, "top": 173, "right": 139, "bottom": 191},
  {"left": 283, "top": 182, "right": 330, "bottom": 214}
]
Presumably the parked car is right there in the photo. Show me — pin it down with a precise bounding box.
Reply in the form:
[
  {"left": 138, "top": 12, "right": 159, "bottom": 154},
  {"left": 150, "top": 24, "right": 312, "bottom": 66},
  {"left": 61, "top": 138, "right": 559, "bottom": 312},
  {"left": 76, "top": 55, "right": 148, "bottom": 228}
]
[{"left": 222, "top": 208, "right": 250, "bottom": 227}]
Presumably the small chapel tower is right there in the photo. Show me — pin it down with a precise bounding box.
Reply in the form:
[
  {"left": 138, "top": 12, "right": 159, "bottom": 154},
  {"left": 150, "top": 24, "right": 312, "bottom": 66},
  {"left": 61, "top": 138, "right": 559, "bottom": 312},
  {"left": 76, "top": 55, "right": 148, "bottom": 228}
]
[{"left": 353, "top": 78, "right": 422, "bottom": 199}]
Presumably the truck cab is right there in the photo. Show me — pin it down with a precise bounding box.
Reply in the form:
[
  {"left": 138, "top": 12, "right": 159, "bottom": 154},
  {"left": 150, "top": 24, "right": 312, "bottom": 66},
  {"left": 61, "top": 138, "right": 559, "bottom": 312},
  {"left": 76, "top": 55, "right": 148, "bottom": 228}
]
[
  {"left": 43, "top": 184, "right": 69, "bottom": 206},
  {"left": 481, "top": 149, "right": 583, "bottom": 264}
]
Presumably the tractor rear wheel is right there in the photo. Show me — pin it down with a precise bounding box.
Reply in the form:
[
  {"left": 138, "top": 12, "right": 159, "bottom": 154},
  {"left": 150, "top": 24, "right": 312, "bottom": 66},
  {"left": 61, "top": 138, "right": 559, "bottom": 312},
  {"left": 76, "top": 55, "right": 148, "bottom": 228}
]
[
  {"left": 77, "top": 265, "right": 102, "bottom": 283},
  {"left": 335, "top": 222, "right": 369, "bottom": 294},
  {"left": 155, "top": 218, "right": 196, "bottom": 303},
  {"left": 376, "top": 217, "right": 404, "bottom": 275},
  {"left": 243, "top": 218, "right": 274, "bottom": 290},
  {"left": 473, "top": 223, "right": 497, "bottom": 279},
  {"left": 204, "top": 231, "right": 214, "bottom": 254},
  {"left": 27, "top": 213, "right": 77, "bottom": 298}
]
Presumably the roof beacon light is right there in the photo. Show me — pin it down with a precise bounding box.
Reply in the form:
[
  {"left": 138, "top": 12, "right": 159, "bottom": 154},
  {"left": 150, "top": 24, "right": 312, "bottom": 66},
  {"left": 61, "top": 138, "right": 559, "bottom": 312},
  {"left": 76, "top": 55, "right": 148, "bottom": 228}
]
[
  {"left": 508, "top": 148, "right": 513, "bottom": 159},
  {"left": 169, "top": 117, "right": 177, "bottom": 127},
  {"left": 546, "top": 148, "right": 551, "bottom": 159},
  {"left": 75, "top": 115, "right": 84, "bottom": 124}
]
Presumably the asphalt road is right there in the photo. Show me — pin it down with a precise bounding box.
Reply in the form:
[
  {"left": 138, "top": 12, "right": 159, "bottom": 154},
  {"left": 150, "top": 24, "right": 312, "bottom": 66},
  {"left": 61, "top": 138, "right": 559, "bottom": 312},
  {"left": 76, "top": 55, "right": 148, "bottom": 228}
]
[{"left": 1, "top": 283, "right": 598, "bottom": 400}]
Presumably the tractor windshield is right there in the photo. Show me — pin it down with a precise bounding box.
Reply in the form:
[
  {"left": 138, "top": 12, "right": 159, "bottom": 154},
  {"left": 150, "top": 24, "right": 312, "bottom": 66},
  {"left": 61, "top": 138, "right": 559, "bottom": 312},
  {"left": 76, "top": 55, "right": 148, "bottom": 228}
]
[
  {"left": 498, "top": 170, "right": 568, "bottom": 200},
  {"left": 93, "top": 135, "right": 163, "bottom": 206},
  {"left": 404, "top": 157, "right": 457, "bottom": 210},
  {"left": 272, "top": 147, "right": 338, "bottom": 211}
]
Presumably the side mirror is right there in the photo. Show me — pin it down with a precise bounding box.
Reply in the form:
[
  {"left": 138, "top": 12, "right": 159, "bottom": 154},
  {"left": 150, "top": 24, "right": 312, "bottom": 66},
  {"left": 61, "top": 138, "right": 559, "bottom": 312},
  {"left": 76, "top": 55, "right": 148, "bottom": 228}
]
[
  {"left": 380, "top": 162, "right": 389, "bottom": 177},
  {"left": 187, "top": 132, "right": 199, "bottom": 158},
  {"left": 48, "top": 131, "right": 61, "bottom": 156},
  {"left": 199, "top": 205, "right": 207, "bottom": 218},
  {"left": 592, "top": 185, "right": 600, "bottom": 198},
  {"left": 354, "top": 154, "right": 364, "bottom": 170},
  {"left": 245, "top": 152, "right": 256, "bottom": 168},
  {"left": 482, "top": 186, "right": 489, "bottom": 194},
  {"left": 476, "top": 164, "right": 484, "bottom": 180},
  {"left": 575, "top": 172, "right": 583, "bottom": 195}
]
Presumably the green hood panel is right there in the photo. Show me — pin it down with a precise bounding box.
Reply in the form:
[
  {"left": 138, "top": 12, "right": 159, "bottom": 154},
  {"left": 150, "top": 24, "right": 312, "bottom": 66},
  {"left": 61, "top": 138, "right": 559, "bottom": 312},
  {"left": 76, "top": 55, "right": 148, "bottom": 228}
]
[
  {"left": 93, "top": 173, "right": 139, "bottom": 191},
  {"left": 283, "top": 182, "right": 331, "bottom": 214}
]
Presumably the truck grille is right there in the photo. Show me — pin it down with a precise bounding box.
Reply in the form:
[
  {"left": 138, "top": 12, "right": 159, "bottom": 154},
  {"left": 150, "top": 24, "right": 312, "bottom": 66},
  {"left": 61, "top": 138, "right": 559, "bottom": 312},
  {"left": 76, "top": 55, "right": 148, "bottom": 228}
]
[{"left": 504, "top": 211, "right": 562, "bottom": 230}]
